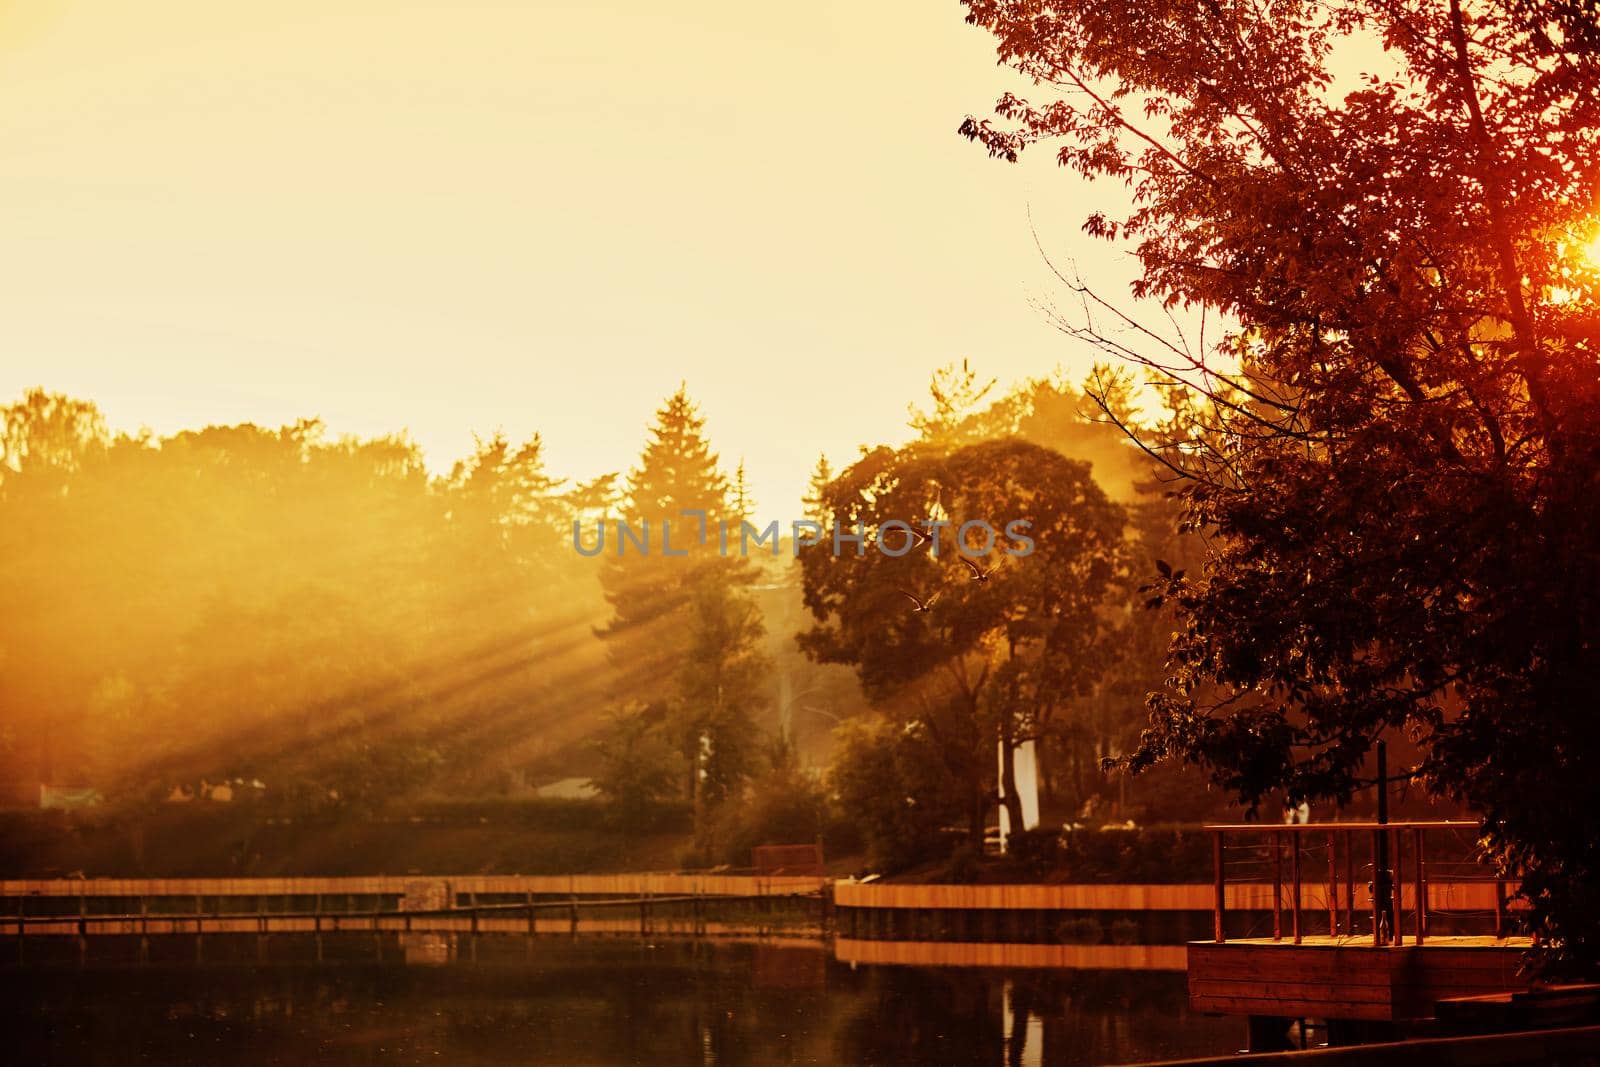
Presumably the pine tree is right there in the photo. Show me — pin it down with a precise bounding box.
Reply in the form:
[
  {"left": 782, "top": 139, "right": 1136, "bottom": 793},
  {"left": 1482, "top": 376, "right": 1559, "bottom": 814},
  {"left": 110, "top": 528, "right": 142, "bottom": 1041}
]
[
  {"left": 596, "top": 386, "right": 769, "bottom": 821},
  {"left": 731, "top": 459, "right": 753, "bottom": 523},
  {"left": 800, "top": 454, "right": 834, "bottom": 524},
  {"left": 598, "top": 387, "right": 729, "bottom": 685}
]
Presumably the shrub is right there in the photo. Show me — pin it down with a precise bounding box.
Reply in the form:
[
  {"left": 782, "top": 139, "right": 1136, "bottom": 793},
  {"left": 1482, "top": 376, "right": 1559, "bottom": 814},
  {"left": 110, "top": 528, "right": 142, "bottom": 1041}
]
[
  {"left": 1057, "top": 827, "right": 1212, "bottom": 882},
  {"left": 943, "top": 843, "right": 983, "bottom": 884},
  {"left": 1004, "top": 826, "right": 1065, "bottom": 879},
  {"left": 827, "top": 717, "right": 964, "bottom": 873},
  {"left": 709, "top": 766, "right": 827, "bottom": 867}
]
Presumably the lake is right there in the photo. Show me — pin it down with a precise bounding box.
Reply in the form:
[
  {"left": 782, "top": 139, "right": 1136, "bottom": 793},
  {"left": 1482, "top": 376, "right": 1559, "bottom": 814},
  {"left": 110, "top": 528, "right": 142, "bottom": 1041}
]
[{"left": 0, "top": 933, "right": 1243, "bottom": 1065}]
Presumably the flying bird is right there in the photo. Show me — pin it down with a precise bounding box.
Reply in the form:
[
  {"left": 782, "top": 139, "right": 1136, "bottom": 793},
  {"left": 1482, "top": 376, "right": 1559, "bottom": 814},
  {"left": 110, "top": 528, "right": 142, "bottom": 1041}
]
[
  {"left": 959, "top": 554, "right": 1011, "bottom": 582},
  {"left": 897, "top": 589, "right": 940, "bottom": 613}
]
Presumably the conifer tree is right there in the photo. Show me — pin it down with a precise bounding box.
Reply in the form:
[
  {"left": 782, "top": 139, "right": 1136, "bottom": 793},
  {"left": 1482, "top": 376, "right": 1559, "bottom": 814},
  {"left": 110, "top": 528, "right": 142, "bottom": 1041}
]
[
  {"left": 596, "top": 386, "right": 769, "bottom": 824},
  {"left": 801, "top": 454, "right": 834, "bottom": 524}
]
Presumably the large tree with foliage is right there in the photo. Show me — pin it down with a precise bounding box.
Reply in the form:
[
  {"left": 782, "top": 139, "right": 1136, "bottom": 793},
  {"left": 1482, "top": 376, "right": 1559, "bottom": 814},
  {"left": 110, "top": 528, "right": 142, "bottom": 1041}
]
[
  {"left": 962, "top": 0, "right": 1600, "bottom": 970},
  {"left": 800, "top": 435, "right": 1127, "bottom": 841}
]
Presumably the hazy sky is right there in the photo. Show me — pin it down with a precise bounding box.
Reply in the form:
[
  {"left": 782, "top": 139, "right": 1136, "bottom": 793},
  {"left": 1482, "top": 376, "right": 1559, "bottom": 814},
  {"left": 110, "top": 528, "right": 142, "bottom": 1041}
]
[{"left": 0, "top": 0, "right": 1135, "bottom": 512}]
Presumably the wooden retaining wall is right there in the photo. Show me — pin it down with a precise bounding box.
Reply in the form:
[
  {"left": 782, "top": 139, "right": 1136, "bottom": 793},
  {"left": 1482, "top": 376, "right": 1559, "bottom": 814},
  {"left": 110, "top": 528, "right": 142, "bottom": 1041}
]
[
  {"left": 832, "top": 880, "right": 1511, "bottom": 912},
  {"left": 834, "top": 937, "right": 1187, "bottom": 971}
]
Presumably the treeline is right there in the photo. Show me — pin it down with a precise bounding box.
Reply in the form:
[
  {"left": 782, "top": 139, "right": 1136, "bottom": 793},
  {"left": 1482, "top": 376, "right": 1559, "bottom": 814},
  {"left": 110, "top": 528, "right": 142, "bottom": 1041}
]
[
  {"left": 0, "top": 390, "right": 614, "bottom": 810},
  {"left": 0, "top": 368, "right": 1236, "bottom": 869}
]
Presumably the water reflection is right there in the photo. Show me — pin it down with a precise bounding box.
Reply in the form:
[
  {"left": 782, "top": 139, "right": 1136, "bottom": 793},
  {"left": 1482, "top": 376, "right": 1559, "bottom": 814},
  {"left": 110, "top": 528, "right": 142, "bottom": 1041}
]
[{"left": 0, "top": 934, "right": 1239, "bottom": 1065}]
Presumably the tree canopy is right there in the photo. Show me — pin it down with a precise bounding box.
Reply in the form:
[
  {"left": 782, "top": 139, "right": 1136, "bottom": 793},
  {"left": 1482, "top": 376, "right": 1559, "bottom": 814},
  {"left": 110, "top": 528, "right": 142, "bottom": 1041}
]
[
  {"left": 800, "top": 431, "right": 1128, "bottom": 838},
  {"left": 963, "top": 0, "right": 1600, "bottom": 970}
]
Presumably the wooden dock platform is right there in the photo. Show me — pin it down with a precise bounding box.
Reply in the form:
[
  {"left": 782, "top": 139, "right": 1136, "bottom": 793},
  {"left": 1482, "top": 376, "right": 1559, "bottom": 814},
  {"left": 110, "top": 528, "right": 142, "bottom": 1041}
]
[
  {"left": 1188, "top": 935, "right": 1532, "bottom": 1022},
  {"left": 1187, "top": 820, "right": 1537, "bottom": 1042}
]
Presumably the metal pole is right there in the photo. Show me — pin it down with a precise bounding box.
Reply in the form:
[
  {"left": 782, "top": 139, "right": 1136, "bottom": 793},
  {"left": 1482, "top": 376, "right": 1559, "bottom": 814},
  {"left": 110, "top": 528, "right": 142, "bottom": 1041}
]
[
  {"left": 1374, "top": 741, "right": 1391, "bottom": 945},
  {"left": 1376, "top": 740, "right": 1389, "bottom": 824}
]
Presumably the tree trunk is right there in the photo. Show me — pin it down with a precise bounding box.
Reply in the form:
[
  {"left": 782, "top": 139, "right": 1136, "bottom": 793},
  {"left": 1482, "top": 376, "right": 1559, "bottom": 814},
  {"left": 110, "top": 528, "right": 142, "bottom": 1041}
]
[{"left": 999, "top": 719, "right": 1025, "bottom": 847}]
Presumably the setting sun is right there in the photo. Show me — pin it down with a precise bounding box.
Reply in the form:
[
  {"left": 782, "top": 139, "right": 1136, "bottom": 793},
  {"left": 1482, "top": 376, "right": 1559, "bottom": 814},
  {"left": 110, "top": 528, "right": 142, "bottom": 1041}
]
[{"left": 1582, "top": 230, "right": 1600, "bottom": 272}]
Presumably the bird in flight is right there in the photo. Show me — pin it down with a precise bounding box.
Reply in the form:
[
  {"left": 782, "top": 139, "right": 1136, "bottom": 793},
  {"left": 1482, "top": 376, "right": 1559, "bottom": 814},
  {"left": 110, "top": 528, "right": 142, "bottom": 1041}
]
[
  {"left": 897, "top": 589, "right": 940, "bottom": 613},
  {"left": 959, "top": 554, "right": 1011, "bottom": 582}
]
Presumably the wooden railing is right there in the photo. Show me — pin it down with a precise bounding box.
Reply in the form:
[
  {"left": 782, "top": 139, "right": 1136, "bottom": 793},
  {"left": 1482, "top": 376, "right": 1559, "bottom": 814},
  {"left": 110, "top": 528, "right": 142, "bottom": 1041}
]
[{"left": 1207, "top": 821, "right": 1514, "bottom": 946}]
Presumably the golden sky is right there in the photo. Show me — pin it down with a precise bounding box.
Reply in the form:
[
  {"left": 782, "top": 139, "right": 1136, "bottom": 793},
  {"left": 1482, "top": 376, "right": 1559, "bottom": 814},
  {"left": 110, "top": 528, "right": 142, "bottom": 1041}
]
[{"left": 0, "top": 0, "right": 1131, "bottom": 511}]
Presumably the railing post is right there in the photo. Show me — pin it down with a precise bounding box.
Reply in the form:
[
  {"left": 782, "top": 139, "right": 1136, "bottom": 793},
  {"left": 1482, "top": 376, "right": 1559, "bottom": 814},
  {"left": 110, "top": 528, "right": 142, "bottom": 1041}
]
[
  {"left": 1390, "top": 830, "right": 1403, "bottom": 946},
  {"left": 1370, "top": 829, "right": 1383, "bottom": 946},
  {"left": 1291, "top": 831, "right": 1303, "bottom": 945},
  {"left": 1327, "top": 831, "right": 1338, "bottom": 937},
  {"left": 1413, "top": 826, "right": 1426, "bottom": 945},
  {"left": 1212, "top": 830, "right": 1225, "bottom": 943},
  {"left": 1272, "top": 831, "right": 1283, "bottom": 942},
  {"left": 1343, "top": 830, "right": 1353, "bottom": 938}
]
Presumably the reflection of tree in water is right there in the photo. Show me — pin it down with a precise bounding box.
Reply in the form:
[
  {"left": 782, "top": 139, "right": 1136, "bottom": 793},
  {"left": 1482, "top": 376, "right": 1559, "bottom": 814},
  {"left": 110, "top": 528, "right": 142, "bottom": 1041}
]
[
  {"left": 0, "top": 938, "right": 852, "bottom": 1067},
  {"left": 837, "top": 968, "right": 1233, "bottom": 1066},
  {"left": 839, "top": 967, "right": 1007, "bottom": 1066}
]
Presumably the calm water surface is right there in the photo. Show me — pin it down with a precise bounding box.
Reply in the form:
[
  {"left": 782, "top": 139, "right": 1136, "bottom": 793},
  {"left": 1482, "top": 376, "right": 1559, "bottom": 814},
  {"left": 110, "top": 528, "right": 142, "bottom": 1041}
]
[{"left": 1, "top": 934, "right": 1242, "bottom": 1065}]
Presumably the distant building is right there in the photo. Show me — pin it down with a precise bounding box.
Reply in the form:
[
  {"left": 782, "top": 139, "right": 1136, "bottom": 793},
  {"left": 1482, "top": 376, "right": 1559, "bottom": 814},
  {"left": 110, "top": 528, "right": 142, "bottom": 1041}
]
[{"left": 534, "top": 777, "right": 599, "bottom": 800}]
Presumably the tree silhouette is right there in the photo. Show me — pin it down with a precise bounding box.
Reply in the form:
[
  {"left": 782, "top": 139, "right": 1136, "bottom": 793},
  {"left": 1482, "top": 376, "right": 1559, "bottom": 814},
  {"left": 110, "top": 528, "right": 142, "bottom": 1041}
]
[
  {"left": 800, "top": 436, "right": 1126, "bottom": 842},
  {"left": 595, "top": 386, "right": 769, "bottom": 829},
  {"left": 964, "top": 0, "right": 1600, "bottom": 968}
]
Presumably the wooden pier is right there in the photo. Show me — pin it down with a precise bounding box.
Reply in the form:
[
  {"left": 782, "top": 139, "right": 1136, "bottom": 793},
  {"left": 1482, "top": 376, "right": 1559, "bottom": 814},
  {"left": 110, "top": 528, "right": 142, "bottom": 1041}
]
[
  {"left": 1187, "top": 821, "right": 1532, "bottom": 1030},
  {"left": 0, "top": 872, "right": 826, "bottom": 945},
  {"left": 1189, "top": 934, "right": 1530, "bottom": 1022}
]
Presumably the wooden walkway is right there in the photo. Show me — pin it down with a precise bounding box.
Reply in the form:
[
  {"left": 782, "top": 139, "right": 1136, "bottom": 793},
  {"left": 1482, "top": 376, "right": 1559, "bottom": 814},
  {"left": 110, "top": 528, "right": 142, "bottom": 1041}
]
[
  {"left": 0, "top": 872, "right": 825, "bottom": 900},
  {"left": 0, "top": 873, "right": 826, "bottom": 943}
]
